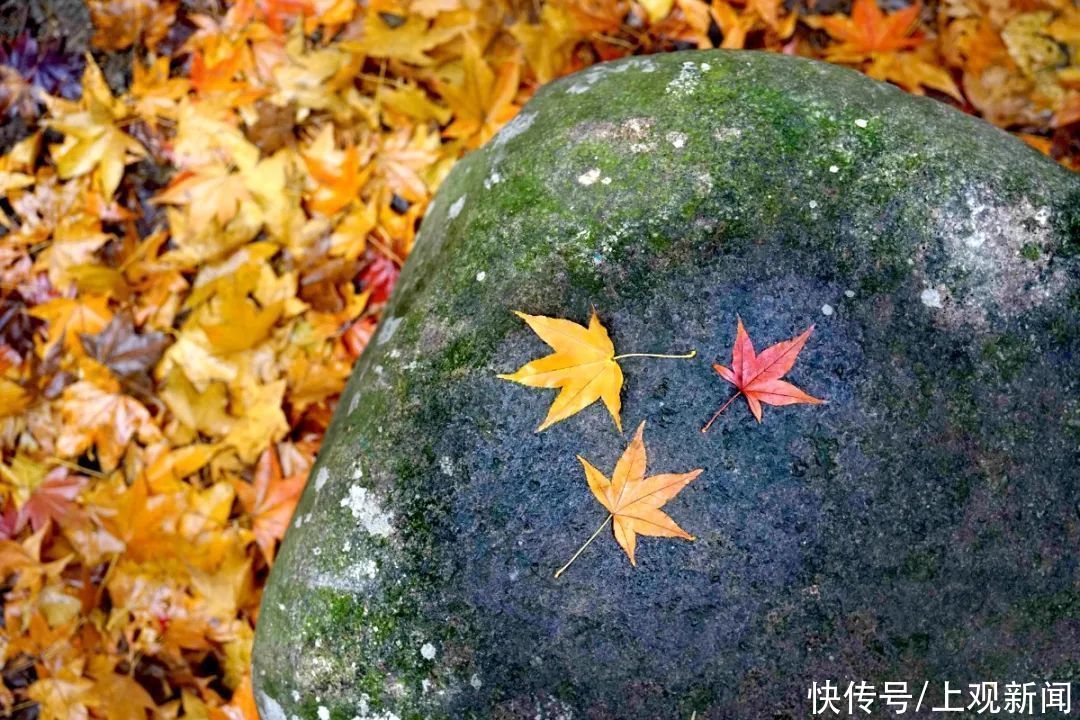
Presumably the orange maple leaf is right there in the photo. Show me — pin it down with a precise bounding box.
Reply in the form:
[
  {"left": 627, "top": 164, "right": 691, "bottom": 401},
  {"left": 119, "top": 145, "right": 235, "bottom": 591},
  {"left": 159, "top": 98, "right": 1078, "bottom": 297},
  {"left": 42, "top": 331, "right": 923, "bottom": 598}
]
[
  {"left": 303, "top": 127, "right": 369, "bottom": 216},
  {"left": 233, "top": 447, "right": 306, "bottom": 564},
  {"left": 556, "top": 422, "right": 702, "bottom": 576},
  {"left": 817, "top": 0, "right": 923, "bottom": 58},
  {"left": 702, "top": 318, "right": 824, "bottom": 430}
]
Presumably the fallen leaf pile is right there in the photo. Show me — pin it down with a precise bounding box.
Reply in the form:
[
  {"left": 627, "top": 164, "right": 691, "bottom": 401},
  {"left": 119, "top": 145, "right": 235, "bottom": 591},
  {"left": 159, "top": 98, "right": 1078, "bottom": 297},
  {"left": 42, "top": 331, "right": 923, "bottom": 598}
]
[{"left": 0, "top": 0, "right": 1076, "bottom": 716}]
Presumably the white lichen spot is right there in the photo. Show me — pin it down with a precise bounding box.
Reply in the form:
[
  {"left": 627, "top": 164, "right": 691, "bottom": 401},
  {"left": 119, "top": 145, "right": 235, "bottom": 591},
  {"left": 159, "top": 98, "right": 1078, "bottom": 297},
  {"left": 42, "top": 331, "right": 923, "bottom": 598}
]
[
  {"left": 566, "top": 67, "right": 606, "bottom": 94},
  {"left": 470, "top": 674, "right": 483, "bottom": 689},
  {"left": 292, "top": 690, "right": 301, "bottom": 702},
  {"left": 492, "top": 111, "right": 535, "bottom": 147},
  {"left": 601, "top": 177, "right": 612, "bottom": 185},
  {"left": 421, "top": 679, "right": 432, "bottom": 693},
  {"left": 314, "top": 467, "right": 329, "bottom": 492},
  {"left": 666, "top": 131, "right": 687, "bottom": 149},
  {"left": 921, "top": 287, "right": 944, "bottom": 308},
  {"left": 420, "top": 642, "right": 437, "bottom": 660},
  {"left": 475, "top": 271, "right": 486, "bottom": 282},
  {"left": 821, "top": 304, "right": 834, "bottom": 316},
  {"left": 808, "top": 200, "right": 818, "bottom": 209},
  {"left": 293, "top": 514, "right": 304, "bottom": 529},
  {"left": 447, "top": 195, "right": 466, "bottom": 220},
  {"left": 375, "top": 316, "right": 401, "bottom": 346},
  {"left": 356, "top": 558, "right": 378, "bottom": 579},
  {"left": 438, "top": 456, "right": 454, "bottom": 476},
  {"left": 700, "top": 62, "right": 711, "bottom": 71},
  {"left": 317, "top": 707, "right": 330, "bottom": 720},
  {"left": 577, "top": 168, "right": 601, "bottom": 186},
  {"left": 257, "top": 692, "right": 288, "bottom": 720},
  {"left": 353, "top": 693, "right": 400, "bottom": 720},
  {"left": 928, "top": 190, "right": 1063, "bottom": 328},
  {"left": 829, "top": 165, "right": 840, "bottom": 173},
  {"left": 844, "top": 289, "right": 856, "bottom": 298},
  {"left": 855, "top": 118, "right": 868, "bottom": 128},
  {"left": 340, "top": 485, "right": 394, "bottom": 537},
  {"left": 483, "top": 171, "right": 502, "bottom": 189},
  {"left": 666, "top": 61, "right": 701, "bottom": 97},
  {"left": 714, "top": 127, "right": 742, "bottom": 142}
]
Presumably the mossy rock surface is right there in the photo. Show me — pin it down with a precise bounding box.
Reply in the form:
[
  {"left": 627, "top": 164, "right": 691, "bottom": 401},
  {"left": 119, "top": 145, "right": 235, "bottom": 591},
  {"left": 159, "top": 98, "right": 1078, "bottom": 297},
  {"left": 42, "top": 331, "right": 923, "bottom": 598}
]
[{"left": 253, "top": 50, "right": 1080, "bottom": 720}]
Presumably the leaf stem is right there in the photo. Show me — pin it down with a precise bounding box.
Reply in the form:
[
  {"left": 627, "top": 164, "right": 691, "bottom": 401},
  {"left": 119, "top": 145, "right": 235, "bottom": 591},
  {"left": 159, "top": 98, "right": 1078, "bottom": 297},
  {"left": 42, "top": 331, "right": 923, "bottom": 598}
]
[
  {"left": 554, "top": 515, "right": 612, "bottom": 579},
  {"left": 613, "top": 349, "right": 697, "bottom": 361},
  {"left": 701, "top": 392, "right": 740, "bottom": 433}
]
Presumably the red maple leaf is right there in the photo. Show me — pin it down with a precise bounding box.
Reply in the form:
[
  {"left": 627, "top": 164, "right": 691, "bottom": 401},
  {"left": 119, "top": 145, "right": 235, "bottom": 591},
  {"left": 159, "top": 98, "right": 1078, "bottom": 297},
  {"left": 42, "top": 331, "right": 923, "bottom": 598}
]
[
  {"left": 360, "top": 253, "right": 400, "bottom": 305},
  {"left": 18, "top": 468, "right": 89, "bottom": 532},
  {"left": 702, "top": 318, "right": 824, "bottom": 430}
]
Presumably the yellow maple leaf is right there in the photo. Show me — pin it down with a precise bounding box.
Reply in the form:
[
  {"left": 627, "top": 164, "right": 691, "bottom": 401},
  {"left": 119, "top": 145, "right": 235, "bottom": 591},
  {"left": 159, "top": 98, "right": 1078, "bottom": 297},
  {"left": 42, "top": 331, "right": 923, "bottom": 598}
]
[
  {"left": 33, "top": 215, "right": 111, "bottom": 289},
  {"left": 56, "top": 379, "right": 157, "bottom": 471},
  {"left": 130, "top": 55, "right": 191, "bottom": 125},
  {"left": 28, "top": 294, "right": 113, "bottom": 354},
  {"left": 47, "top": 56, "right": 145, "bottom": 198},
  {"left": 556, "top": 422, "right": 702, "bottom": 576},
  {"left": 510, "top": 4, "right": 581, "bottom": 84},
  {"left": 438, "top": 41, "right": 521, "bottom": 149},
  {"left": 498, "top": 310, "right": 695, "bottom": 432},
  {"left": 159, "top": 369, "right": 234, "bottom": 438},
  {"left": 0, "top": 132, "right": 40, "bottom": 195},
  {"left": 153, "top": 163, "right": 253, "bottom": 233},
  {"left": 867, "top": 49, "right": 963, "bottom": 100},
  {"left": 27, "top": 672, "right": 94, "bottom": 720},
  {"left": 344, "top": 9, "right": 466, "bottom": 66},
  {"left": 379, "top": 82, "right": 452, "bottom": 124},
  {"left": 639, "top": 0, "right": 675, "bottom": 24},
  {"left": 499, "top": 310, "right": 625, "bottom": 432},
  {"left": 223, "top": 377, "right": 289, "bottom": 463},
  {"left": 272, "top": 28, "right": 358, "bottom": 113},
  {"left": 0, "top": 378, "right": 31, "bottom": 417}
]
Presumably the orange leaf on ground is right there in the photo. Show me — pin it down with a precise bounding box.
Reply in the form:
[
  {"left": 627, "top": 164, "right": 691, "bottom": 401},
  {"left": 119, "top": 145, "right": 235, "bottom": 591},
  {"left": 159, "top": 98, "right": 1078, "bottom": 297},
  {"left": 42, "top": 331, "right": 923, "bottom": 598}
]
[
  {"left": 557, "top": 422, "right": 702, "bottom": 575},
  {"left": 815, "top": 0, "right": 923, "bottom": 58},
  {"left": 233, "top": 448, "right": 306, "bottom": 564}
]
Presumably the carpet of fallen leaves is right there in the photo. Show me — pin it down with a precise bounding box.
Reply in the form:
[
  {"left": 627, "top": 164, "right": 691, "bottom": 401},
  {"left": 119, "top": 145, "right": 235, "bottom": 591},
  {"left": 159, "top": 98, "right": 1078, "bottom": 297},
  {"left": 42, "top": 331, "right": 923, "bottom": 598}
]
[{"left": 0, "top": 0, "right": 1077, "bottom": 717}]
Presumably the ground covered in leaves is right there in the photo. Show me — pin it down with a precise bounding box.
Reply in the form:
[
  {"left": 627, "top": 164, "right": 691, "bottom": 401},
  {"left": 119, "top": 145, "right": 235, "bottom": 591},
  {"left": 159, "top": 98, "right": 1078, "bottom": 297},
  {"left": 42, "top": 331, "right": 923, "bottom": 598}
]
[{"left": 0, "top": 0, "right": 1077, "bottom": 718}]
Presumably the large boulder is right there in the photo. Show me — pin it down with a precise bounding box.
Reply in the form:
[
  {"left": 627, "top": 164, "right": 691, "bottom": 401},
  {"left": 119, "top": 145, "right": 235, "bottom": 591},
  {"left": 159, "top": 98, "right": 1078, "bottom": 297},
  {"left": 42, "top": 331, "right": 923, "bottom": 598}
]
[{"left": 253, "top": 50, "right": 1080, "bottom": 720}]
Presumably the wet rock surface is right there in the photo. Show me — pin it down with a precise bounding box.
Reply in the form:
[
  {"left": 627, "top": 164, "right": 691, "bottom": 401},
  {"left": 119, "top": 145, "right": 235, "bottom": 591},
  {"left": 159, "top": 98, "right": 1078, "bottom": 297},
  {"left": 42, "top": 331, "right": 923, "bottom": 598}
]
[{"left": 253, "top": 50, "right": 1080, "bottom": 720}]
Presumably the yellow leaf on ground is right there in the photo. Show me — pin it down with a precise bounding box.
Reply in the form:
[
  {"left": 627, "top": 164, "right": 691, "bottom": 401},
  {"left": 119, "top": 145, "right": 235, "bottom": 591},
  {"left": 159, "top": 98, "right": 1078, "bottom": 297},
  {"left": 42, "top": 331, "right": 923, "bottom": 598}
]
[
  {"left": 47, "top": 57, "right": 145, "bottom": 198},
  {"left": 224, "top": 378, "right": 289, "bottom": 462},
  {"left": 556, "top": 422, "right": 702, "bottom": 575},
  {"left": 56, "top": 380, "right": 156, "bottom": 471},
  {"left": 498, "top": 310, "right": 625, "bottom": 432}
]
